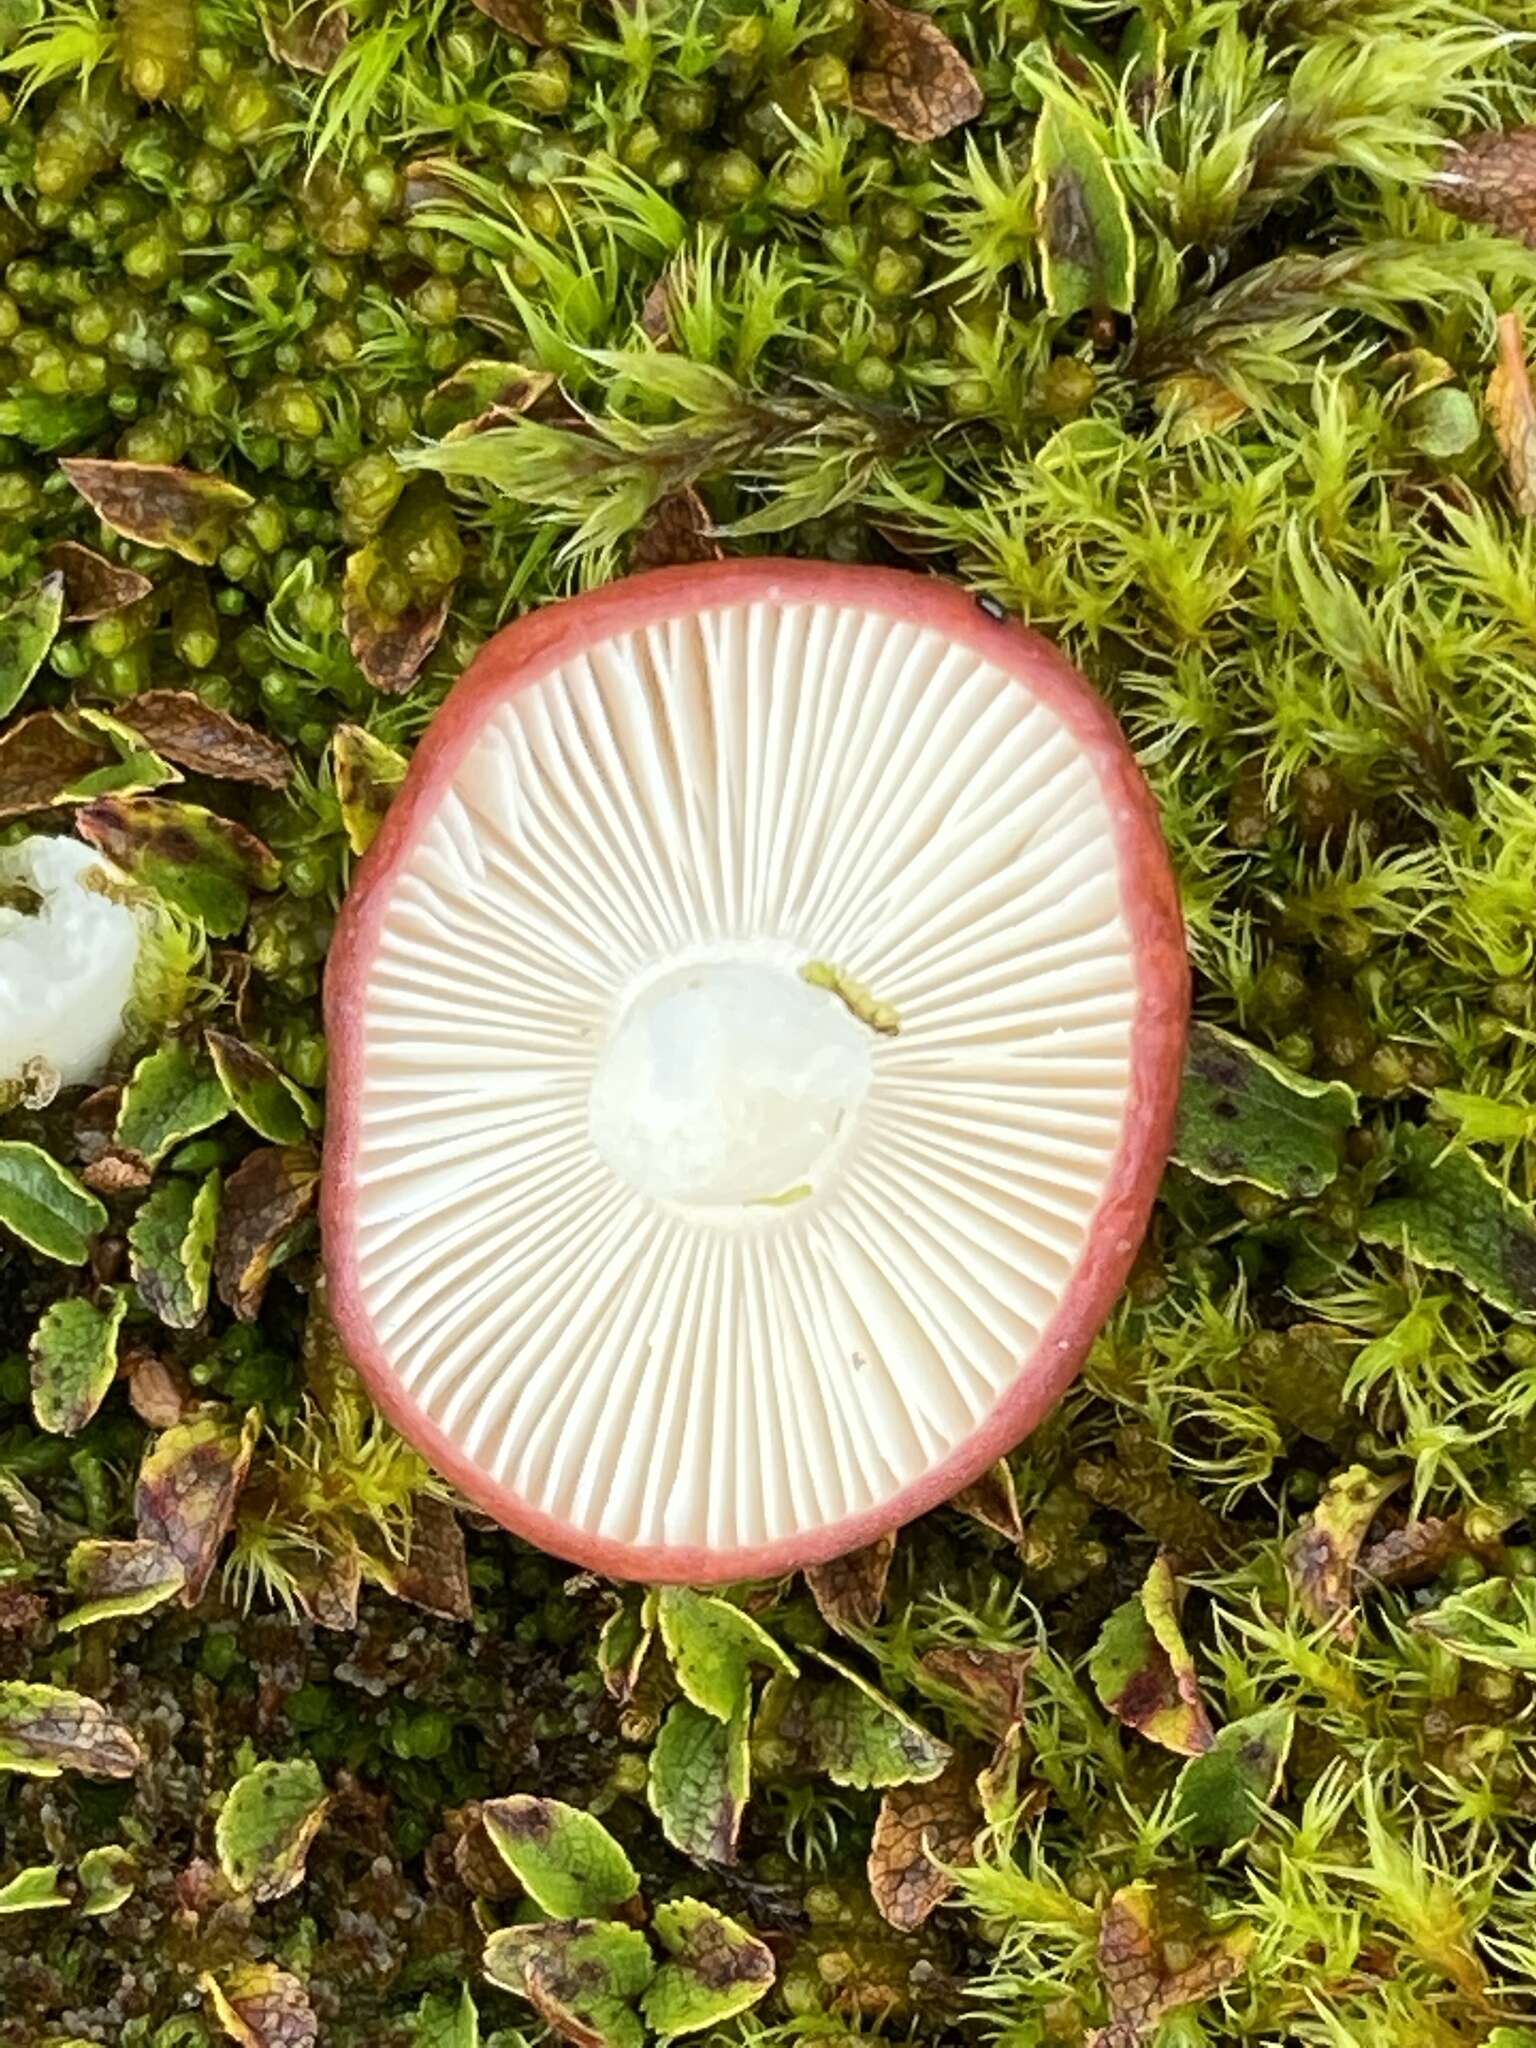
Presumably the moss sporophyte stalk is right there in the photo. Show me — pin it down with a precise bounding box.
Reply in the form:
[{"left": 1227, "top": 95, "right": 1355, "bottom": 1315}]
[{"left": 7, "top": 0, "right": 1536, "bottom": 2042}]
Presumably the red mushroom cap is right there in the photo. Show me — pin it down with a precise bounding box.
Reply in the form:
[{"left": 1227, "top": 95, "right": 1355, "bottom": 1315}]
[{"left": 323, "top": 560, "right": 1187, "bottom": 1582}]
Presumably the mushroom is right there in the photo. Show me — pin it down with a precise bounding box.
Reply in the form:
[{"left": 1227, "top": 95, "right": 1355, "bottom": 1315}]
[
  {"left": 323, "top": 563, "right": 1187, "bottom": 1582},
  {"left": 0, "top": 836, "right": 144, "bottom": 1092}
]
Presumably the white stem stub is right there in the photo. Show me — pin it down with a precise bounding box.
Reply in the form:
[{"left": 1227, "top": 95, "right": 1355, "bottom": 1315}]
[
  {"left": 0, "top": 836, "right": 141, "bottom": 1088},
  {"left": 588, "top": 959, "right": 873, "bottom": 1208}
]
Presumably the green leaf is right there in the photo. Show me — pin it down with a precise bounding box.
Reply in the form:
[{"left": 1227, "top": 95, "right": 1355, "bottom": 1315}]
[
  {"left": 1360, "top": 1129, "right": 1536, "bottom": 1318},
  {"left": 656, "top": 1586, "right": 797, "bottom": 1721},
  {"left": 1403, "top": 385, "right": 1481, "bottom": 457},
  {"left": 333, "top": 723, "right": 408, "bottom": 855},
  {"left": 57, "top": 1537, "right": 186, "bottom": 1631},
  {"left": 30, "top": 1289, "right": 128, "bottom": 1437},
  {"left": 649, "top": 1698, "right": 750, "bottom": 1866},
  {"left": 0, "top": 391, "right": 109, "bottom": 452},
  {"left": 1414, "top": 1576, "right": 1536, "bottom": 1673},
  {"left": 115, "top": 1043, "right": 230, "bottom": 1167},
  {"left": 0, "top": 1682, "right": 141, "bottom": 1778},
  {"left": 799, "top": 1652, "right": 952, "bottom": 1790},
  {"left": 216, "top": 1757, "right": 330, "bottom": 1902},
  {"left": 1173, "top": 1707, "right": 1295, "bottom": 1853},
  {"left": 206, "top": 1030, "right": 316, "bottom": 1144},
  {"left": 128, "top": 1172, "right": 220, "bottom": 1329},
  {"left": 0, "top": 573, "right": 64, "bottom": 719},
  {"left": 482, "top": 1920, "right": 654, "bottom": 2048},
  {"left": 1089, "top": 1555, "right": 1215, "bottom": 1757},
  {"left": 1174, "top": 1023, "right": 1356, "bottom": 1200},
  {"left": 78, "top": 1843, "right": 136, "bottom": 1915},
  {"left": 0, "top": 1142, "right": 107, "bottom": 1264},
  {"left": 411, "top": 1987, "right": 479, "bottom": 2048},
  {"left": 1031, "top": 96, "right": 1136, "bottom": 320},
  {"left": 479, "top": 1795, "right": 639, "bottom": 1917},
  {"left": 76, "top": 795, "right": 280, "bottom": 937},
  {"left": 641, "top": 1898, "right": 775, "bottom": 2039},
  {"left": 0, "top": 1864, "right": 68, "bottom": 1913}
]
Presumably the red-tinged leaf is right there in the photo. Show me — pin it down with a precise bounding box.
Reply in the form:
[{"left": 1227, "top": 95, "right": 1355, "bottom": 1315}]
[
  {"left": 1433, "top": 128, "right": 1536, "bottom": 249},
  {"left": 1358, "top": 1515, "right": 1471, "bottom": 1588},
  {"left": 868, "top": 1751, "right": 980, "bottom": 1931},
  {"left": 850, "top": 0, "right": 983, "bottom": 144},
  {"left": 0, "top": 712, "right": 110, "bottom": 820},
  {"left": 1089, "top": 1556, "right": 1214, "bottom": 1758},
  {"left": 75, "top": 795, "right": 280, "bottom": 937},
  {"left": 805, "top": 1532, "right": 896, "bottom": 1636},
  {"left": 0, "top": 1681, "right": 142, "bottom": 1779},
  {"left": 371, "top": 1496, "right": 472, "bottom": 1621},
  {"left": 261, "top": 0, "right": 348, "bottom": 73},
  {"left": 44, "top": 540, "right": 153, "bottom": 621},
  {"left": 1486, "top": 311, "right": 1536, "bottom": 517},
  {"left": 202, "top": 1964, "right": 319, "bottom": 2048},
  {"left": 918, "top": 1644, "right": 1034, "bottom": 1739},
  {"left": 631, "top": 487, "right": 725, "bottom": 573},
  {"left": 1285, "top": 1467, "right": 1407, "bottom": 1639},
  {"left": 467, "top": 0, "right": 547, "bottom": 42},
  {"left": 135, "top": 1408, "right": 259, "bottom": 1605},
  {"left": 57, "top": 1537, "right": 186, "bottom": 1631},
  {"left": 952, "top": 1460, "right": 1023, "bottom": 1543},
  {"left": 343, "top": 550, "right": 452, "bottom": 695},
  {"left": 112, "top": 692, "right": 292, "bottom": 788},
  {"left": 213, "top": 1145, "right": 320, "bottom": 1321},
  {"left": 60, "top": 459, "right": 253, "bottom": 567}
]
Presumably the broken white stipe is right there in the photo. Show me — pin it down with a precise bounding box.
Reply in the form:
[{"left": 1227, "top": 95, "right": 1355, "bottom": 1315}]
[
  {"left": 0, "top": 836, "right": 142, "bottom": 1088},
  {"left": 324, "top": 563, "right": 1188, "bottom": 1581}
]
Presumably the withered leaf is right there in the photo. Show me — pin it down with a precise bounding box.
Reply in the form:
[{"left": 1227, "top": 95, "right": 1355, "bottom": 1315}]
[
  {"left": 292, "top": 1542, "right": 362, "bottom": 1632},
  {"left": 261, "top": 0, "right": 348, "bottom": 73},
  {"left": 1092, "top": 1883, "right": 1252, "bottom": 2047},
  {"left": 44, "top": 540, "right": 153, "bottom": 621},
  {"left": 424, "top": 359, "right": 559, "bottom": 442},
  {"left": 125, "top": 1345, "right": 196, "bottom": 1428},
  {"left": 343, "top": 549, "right": 452, "bottom": 695},
  {"left": 631, "top": 488, "right": 725, "bottom": 574},
  {"left": 1488, "top": 311, "right": 1536, "bottom": 518},
  {"left": 112, "top": 692, "right": 292, "bottom": 788},
  {"left": 1358, "top": 1514, "right": 1468, "bottom": 1588},
  {"left": 1285, "top": 1466, "right": 1406, "bottom": 1638},
  {"left": 641, "top": 1897, "right": 775, "bottom": 2038},
  {"left": 805, "top": 1531, "right": 896, "bottom": 1636},
  {"left": 83, "top": 1150, "right": 155, "bottom": 1196},
  {"left": 57, "top": 1537, "right": 186, "bottom": 1631},
  {"left": 213, "top": 1145, "right": 320, "bottom": 1321},
  {"left": 1089, "top": 1555, "right": 1214, "bottom": 1757},
  {"left": 868, "top": 1751, "right": 980, "bottom": 1931},
  {"left": 371, "top": 1496, "right": 472, "bottom": 1621},
  {"left": 0, "top": 1681, "right": 142, "bottom": 1779},
  {"left": 202, "top": 1965, "right": 319, "bottom": 2048},
  {"left": 850, "top": 0, "right": 983, "bottom": 145},
  {"left": 60, "top": 459, "right": 254, "bottom": 567},
  {"left": 76, "top": 795, "right": 280, "bottom": 937},
  {"left": 483, "top": 1921, "right": 654, "bottom": 2048},
  {"left": 467, "top": 0, "right": 547, "bottom": 42},
  {"left": 638, "top": 270, "right": 677, "bottom": 346},
  {"left": 0, "top": 711, "right": 110, "bottom": 820},
  {"left": 952, "top": 1460, "right": 1023, "bottom": 1543},
  {"left": 332, "top": 723, "right": 407, "bottom": 855},
  {"left": 918, "top": 1644, "right": 1034, "bottom": 1739},
  {"left": 451, "top": 1802, "right": 524, "bottom": 1901},
  {"left": 1433, "top": 128, "right": 1536, "bottom": 250},
  {"left": 136, "top": 1408, "right": 259, "bottom": 1605}
]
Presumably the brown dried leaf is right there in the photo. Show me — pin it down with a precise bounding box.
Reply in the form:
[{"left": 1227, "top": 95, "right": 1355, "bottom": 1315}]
[
  {"left": 1285, "top": 1466, "right": 1406, "bottom": 1639},
  {"left": 372, "top": 1496, "right": 472, "bottom": 1621},
  {"left": 0, "top": 1681, "right": 142, "bottom": 1779},
  {"left": 639, "top": 270, "right": 677, "bottom": 345},
  {"left": 868, "top": 1751, "right": 979, "bottom": 1931},
  {"left": 1092, "top": 1884, "right": 1252, "bottom": 2048},
  {"left": 451, "top": 1802, "right": 524, "bottom": 1901},
  {"left": 342, "top": 554, "right": 451, "bottom": 695},
  {"left": 952, "top": 1460, "right": 1023, "bottom": 1543},
  {"left": 203, "top": 1965, "right": 319, "bottom": 2048},
  {"left": 919, "top": 1644, "right": 1034, "bottom": 1738},
  {"left": 60, "top": 460, "right": 254, "bottom": 567},
  {"left": 124, "top": 1344, "right": 197, "bottom": 1429},
  {"left": 850, "top": 0, "right": 983, "bottom": 144},
  {"left": 213, "top": 1145, "right": 320, "bottom": 1321},
  {"left": 805, "top": 1532, "right": 895, "bottom": 1636},
  {"left": 44, "top": 541, "right": 153, "bottom": 621},
  {"left": 292, "top": 1542, "right": 362, "bottom": 1631},
  {"left": 0, "top": 712, "right": 110, "bottom": 820},
  {"left": 1089, "top": 1556, "right": 1214, "bottom": 1757},
  {"left": 1358, "top": 1515, "right": 1467, "bottom": 1588},
  {"left": 630, "top": 487, "right": 724, "bottom": 573},
  {"left": 261, "top": 0, "right": 348, "bottom": 73},
  {"left": 1433, "top": 128, "right": 1536, "bottom": 249},
  {"left": 112, "top": 692, "right": 292, "bottom": 788},
  {"left": 468, "top": 0, "right": 547, "bottom": 41},
  {"left": 136, "top": 1408, "right": 259, "bottom": 1605},
  {"left": 1487, "top": 311, "right": 1536, "bottom": 517},
  {"left": 426, "top": 360, "right": 559, "bottom": 442},
  {"left": 83, "top": 1151, "right": 155, "bottom": 1195}
]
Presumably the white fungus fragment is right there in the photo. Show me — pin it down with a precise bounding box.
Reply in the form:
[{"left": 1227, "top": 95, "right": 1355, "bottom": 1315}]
[{"left": 0, "top": 835, "right": 143, "bottom": 1087}]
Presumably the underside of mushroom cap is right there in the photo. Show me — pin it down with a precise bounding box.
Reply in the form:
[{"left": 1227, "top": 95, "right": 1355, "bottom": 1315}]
[{"left": 322, "top": 561, "right": 1188, "bottom": 1582}]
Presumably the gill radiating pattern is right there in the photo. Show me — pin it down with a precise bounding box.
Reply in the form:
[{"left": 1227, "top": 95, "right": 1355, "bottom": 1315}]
[{"left": 352, "top": 598, "right": 1137, "bottom": 1552}]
